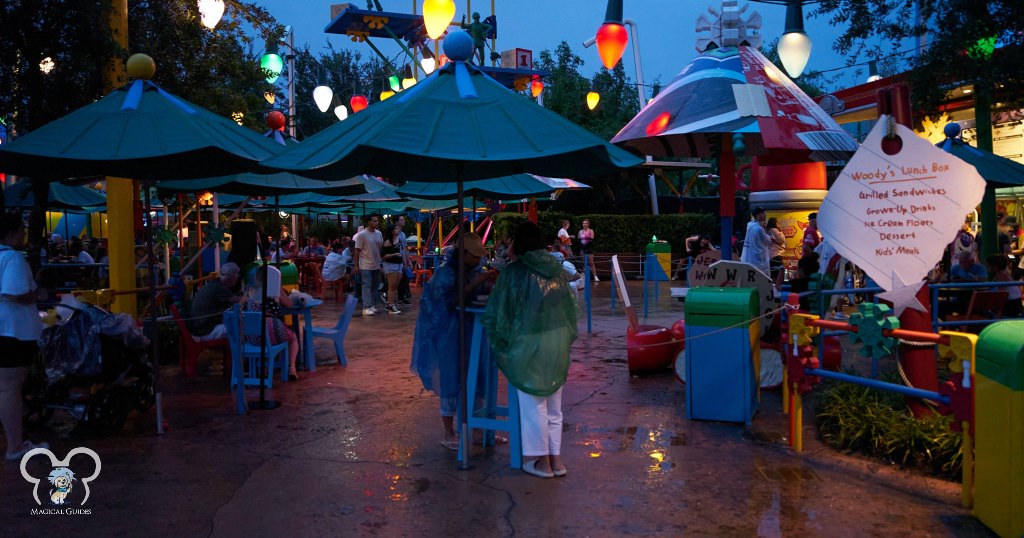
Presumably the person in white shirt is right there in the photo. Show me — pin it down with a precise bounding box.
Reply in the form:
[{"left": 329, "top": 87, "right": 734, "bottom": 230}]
[
  {"left": 353, "top": 215, "right": 384, "bottom": 316},
  {"left": 556, "top": 220, "right": 572, "bottom": 257},
  {"left": 740, "top": 207, "right": 771, "bottom": 277},
  {"left": 0, "top": 213, "right": 49, "bottom": 460},
  {"left": 321, "top": 240, "right": 350, "bottom": 282},
  {"left": 552, "top": 251, "right": 583, "bottom": 293}
]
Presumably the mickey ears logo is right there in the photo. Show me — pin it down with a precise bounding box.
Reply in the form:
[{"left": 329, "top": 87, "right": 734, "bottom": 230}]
[{"left": 19, "top": 447, "right": 101, "bottom": 506}]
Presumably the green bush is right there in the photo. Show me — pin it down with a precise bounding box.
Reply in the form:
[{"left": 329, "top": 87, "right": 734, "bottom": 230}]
[
  {"left": 491, "top": 211, "right": 717, "bottom": 254},
  {"left": 813, "top": 377, "right": 963, "bottom": 479}
]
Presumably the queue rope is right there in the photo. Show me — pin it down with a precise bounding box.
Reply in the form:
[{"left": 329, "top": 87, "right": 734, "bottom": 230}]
[{"left": 622, "top": 303, "right": 796, "bottom": 349}]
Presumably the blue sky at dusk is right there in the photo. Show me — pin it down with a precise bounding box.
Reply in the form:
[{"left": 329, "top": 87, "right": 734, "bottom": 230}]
[{"left": 251, "top": 0, "right": 905, "bottom": 92}]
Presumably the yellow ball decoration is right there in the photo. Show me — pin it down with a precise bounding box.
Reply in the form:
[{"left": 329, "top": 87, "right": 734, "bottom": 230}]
[{"left": 126, "top": 53, "right": 156, "bottom": 80}]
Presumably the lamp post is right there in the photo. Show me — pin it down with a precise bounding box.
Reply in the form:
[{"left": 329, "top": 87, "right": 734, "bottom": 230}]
[{"left": 260, "top": 27, "right": 297, "bottom": 138}]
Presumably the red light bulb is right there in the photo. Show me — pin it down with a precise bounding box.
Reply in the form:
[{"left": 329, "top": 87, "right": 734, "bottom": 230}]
[
  {"left": 645, "top": 112, "right": 672, "bottom": 136},
  {"left": 350, "top": 95, "right": 369, "bottom": 113},
  {"left": 595, "top": 22, "right": 628, "bottom": 69}
]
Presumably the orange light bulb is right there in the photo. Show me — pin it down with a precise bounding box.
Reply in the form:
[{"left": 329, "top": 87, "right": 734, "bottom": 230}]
[{"left": 595, "top": 22, "right": 628, "bottom": 69}]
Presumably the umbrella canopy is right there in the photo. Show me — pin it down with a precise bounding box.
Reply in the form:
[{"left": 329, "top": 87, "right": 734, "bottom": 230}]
[
  {"left": 937, "top": 129, "right": 1024, "bottom": 187},
  {"left": 260, "top": 34, "right": 642, "bottom": 182},
  {"left": 396, "top": 173, "right": 557, "bottom": 200},
  {"left": 0, "top": 78, "right": 283, "bottom": 180},
  {"left": 3, "top": 180, "right": 107, "bottom": 210},
  {"left": 611, "top": 46, "right": 858, "bottom": 165},
  {"left": 531, "top": 175, "right": 592, "bottom": 190},
  {"left": 156, "top": 173, "right": 377, "bottom": 197}
]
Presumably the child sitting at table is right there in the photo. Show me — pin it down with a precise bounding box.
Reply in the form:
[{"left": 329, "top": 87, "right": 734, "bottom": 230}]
[{"left": 246, "top": 266, "right": 300, "bottom": 381}]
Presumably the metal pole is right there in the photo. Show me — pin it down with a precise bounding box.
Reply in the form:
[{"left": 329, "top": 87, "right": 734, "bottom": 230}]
[
  {"left": 213, "top": 193, "right": 221, "bottom": 273},
  {"left": 624, "top": 19, "right": 645, "bottom": 109},
  {"left": 287, "top": 26, "right": 296, "bottom": 139},
  {"left": 456, "top": 166, "right": 470, "bottom": 470}
]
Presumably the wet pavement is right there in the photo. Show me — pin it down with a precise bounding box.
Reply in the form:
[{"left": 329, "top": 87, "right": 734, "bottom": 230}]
[{"left": 0, "top": 281, "right": 995, "bottom": 536}]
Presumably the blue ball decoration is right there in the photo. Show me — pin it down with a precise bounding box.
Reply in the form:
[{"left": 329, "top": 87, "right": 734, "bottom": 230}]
[
  {"left": 943, "top": 122, "right": 962, "bottom": 139},
  {"left": 444, "top": 30, "right": 473, "bottom": 62}
]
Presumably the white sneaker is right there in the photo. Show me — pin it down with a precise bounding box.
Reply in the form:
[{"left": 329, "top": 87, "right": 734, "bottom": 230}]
[
  {"left": 594, "top": 275, "right": 600, "bottom": 282},
  {"left": 387, "top": 304, "right": 401, "bottom": 315},
  {"left": 363, "top": 308, "right": 376, "bottom": 316}
]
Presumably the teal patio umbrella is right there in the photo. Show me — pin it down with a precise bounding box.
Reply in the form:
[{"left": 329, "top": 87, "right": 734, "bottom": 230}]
[
  {"left": 260, "top": 35, "right": 640, "bottom": 181},
  {"left": 3, "top": 180, "right": 106, "bottom": 210},
  {"left": 938, "top": 123, "right": 1024, "bottom": 257},
  {"left": 0, "top": 76, "right": 282, "bottom": 180},
  {"left": 156, "top": 173, "right": 374, "bottom": 197},
  {"left": 262, "top": 31, "right": 642, "bottom": 467},
  {"left": 396, "top": 173, "right": 557, "bottom": 200}
]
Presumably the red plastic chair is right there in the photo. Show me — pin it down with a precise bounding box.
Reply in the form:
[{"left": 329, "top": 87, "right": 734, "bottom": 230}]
[{"left": 170, "top": 304, "right": 230, "bottom": 379}]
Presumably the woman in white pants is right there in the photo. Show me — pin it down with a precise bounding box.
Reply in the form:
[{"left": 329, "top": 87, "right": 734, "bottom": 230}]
[{"left": 484, "top": 221, "right": 578, "bottom": 478}]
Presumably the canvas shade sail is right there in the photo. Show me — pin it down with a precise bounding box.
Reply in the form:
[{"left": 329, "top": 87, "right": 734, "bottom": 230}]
[{"left": 611, "top": 46, "right": 858, "bottom": 165}]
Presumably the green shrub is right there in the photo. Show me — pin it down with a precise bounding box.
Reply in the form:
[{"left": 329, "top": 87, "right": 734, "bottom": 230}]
[
  {"left": 813, "top": 377, "right": 963, "bottom": 479},
  {"left": 492, "top": 211, "right": 717, "bottom": 254}
]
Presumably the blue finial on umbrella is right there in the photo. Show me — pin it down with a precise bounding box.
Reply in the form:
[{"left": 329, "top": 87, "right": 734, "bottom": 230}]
[
  {"left": 944, "top": 122, "right": 962, "bottom": 139},
  {"left": 444, "top": 30, "right": 478, "bottom": 99}
]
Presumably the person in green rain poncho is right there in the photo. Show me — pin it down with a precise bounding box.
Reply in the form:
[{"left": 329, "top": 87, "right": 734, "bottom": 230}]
[{"left": 483, "top": 221, "right": 578, "bottom": 479}]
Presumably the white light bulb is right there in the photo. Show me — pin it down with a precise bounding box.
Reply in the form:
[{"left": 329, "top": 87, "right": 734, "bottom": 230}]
[
  {"left": 312, "top": 84, "right": 333, "bottom": 113},
  {"left": 334, "top": 105, "right": 349, "bottom": 121},
  {"left": 777, "top": 32, "right": 812, "bottom": 78},
  {"left": 198, "top": 0, "right": 225, "bottom": 30},
  {"left": 420, "top": 57, "right": 436, "bottom": 75}
]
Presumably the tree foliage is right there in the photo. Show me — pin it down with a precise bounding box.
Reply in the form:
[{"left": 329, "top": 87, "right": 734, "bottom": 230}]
[
  {"left": 533, "top": 41, "right": 639, "bottom": 140},
  {"left": 813, "top": 0, "right": 1024, "bottom": 118}
]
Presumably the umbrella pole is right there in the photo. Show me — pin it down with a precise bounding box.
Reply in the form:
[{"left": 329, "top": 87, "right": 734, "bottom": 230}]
[
  {"left": 142, "top": 179, "right": 164, "bottom": 435},
  {"left": 457, "top": 168, "right": 470, "bottom": 470},
  {"left": 250, "top": 195, "right": 281, "bottom": 411}
]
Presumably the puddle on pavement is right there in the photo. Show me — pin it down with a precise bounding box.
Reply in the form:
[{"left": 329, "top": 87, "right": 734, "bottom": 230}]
[
  {"left": 569, "top": 424, "right": 687, "bottom": 475},
  {"left": 380, "top": 472, "right": 431, "bottom": 502},
  {"left": 755, "top": 464, "right": 821, "bottom": 483},
  {"left": 741, "top": 428, "right": 788, "bottom": 444}
]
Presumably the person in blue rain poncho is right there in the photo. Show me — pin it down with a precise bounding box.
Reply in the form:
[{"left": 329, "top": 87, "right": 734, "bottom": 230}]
[
  {"left": 483, "top": 221, "right": 577, "bottom": 479},
  {"left": 410, "top": 233, "right": 495, "bottom": 450}
]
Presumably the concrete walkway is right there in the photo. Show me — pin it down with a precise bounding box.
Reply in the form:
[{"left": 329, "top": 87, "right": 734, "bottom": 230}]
[{"left": 0, "top": 281, "right": 994, "bottom": 536}]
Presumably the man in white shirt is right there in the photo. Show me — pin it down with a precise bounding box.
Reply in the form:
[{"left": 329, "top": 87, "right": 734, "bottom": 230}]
[
  {"left": 740, "top": 207, "right": 771, "bottom": 277},
  {"left": 353, "top": 215, "right": 383, "bottom": 316}
]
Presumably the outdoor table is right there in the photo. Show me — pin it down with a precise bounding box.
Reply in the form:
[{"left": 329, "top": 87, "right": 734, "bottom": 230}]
[
  {"left": 41, "top": 262, "right": 108, "bottom": 290},
  {"left": 458, "top": 305, "right": 522, "bottom": 469},
  {"left": 281, "top": 298, "right": 323, "bottom": 372}
]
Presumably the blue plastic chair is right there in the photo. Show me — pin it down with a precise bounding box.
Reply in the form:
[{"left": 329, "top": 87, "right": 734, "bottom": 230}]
[
  {"left": 223, "top": 306, "right": 290, "bottom": 391},
  {"left": 311, "top": 294, "right": 357, "bottom": 366}
]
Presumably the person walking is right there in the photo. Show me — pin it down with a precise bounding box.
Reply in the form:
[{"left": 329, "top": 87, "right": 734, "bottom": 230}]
[
  {"left": 802, "top": 212, "right": 822, "bottom": 256},
  {"left": 354, "top": 215, "right": 383, "bottom": 316},
  {"left": 767, "top": 217, "right": 786, "bottom": 286},
  {"left": 381, "top": 223, "right": 405, "bottom": 314},
  {"left": 0, "top": 213, "right": 49, "bottom": 460},
  {"left": 740, "top": 207, "right": 771, "bottom": 277},
  {"left": 577, "top": 219, "right": 599, "bottom": 282},
  {"left": 484, "top": 221, "right": 578, "bottom": 478}
]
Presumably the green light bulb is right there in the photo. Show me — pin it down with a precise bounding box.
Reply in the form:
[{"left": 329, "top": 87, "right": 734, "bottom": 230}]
[{"left": 260, "top": 52, "right": 284, "bottom": 84}]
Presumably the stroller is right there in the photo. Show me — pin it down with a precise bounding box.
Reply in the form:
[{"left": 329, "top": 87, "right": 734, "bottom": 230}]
[{"left": 23, "top": 302, "right": 154, "bottom": 434}]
